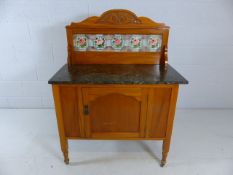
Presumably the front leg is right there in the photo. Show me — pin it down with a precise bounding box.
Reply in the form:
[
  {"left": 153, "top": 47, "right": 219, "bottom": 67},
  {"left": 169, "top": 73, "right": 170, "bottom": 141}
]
[
  {"left": 60, "top": 138, "right": 69, "bottom": 164},
  {"left": 52, "top": 85, "right": 70, "bottom": 165},
  {"left": 161, "top": 85, "right": 178, "bottom": 167},
  {"left": 63, "top": 148, "right": 69, "bottom": 164},
  {"left": 160, "top": 139, "right": 170, "bottom": 167}
]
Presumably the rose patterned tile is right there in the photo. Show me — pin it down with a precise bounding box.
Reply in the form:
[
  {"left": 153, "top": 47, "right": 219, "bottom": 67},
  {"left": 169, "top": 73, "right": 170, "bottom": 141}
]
[{"left": 73, "top": 34, "right": 162, "bottom": 52}]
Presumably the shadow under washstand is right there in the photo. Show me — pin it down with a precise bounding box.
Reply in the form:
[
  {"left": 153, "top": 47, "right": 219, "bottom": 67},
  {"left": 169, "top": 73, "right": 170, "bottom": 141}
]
[{"left": 68, "top": 141, "right": 161, "bottom": 166}]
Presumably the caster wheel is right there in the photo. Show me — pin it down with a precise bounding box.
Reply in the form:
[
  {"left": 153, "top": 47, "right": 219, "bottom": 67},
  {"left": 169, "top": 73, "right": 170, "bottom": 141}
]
[
  {"left": 160, "top": 160, "right": 166, "bottom": 167},
  {"left": 64, "top": 158, "right": 69, "bottom": 165}
]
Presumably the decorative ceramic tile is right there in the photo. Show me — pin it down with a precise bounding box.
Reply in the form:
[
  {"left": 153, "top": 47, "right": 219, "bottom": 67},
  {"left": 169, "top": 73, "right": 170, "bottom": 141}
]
[
  {"left": 148, "top": 35, "right": 161, "bottom": 51},
  {"left": 130, "top": 35, "right": 142, "bottom": 50},
  {"left": 93, "top": 35, "right": 106, "bottom": 50},
  {"left": 73, "top": 34, "right": 88, "bottom": 50},
  {"left": 73, "top": 34, "right": 162, "bottom": 52},
  {"left": 111, "top": 35, "right": 124, "bottom": 50}
]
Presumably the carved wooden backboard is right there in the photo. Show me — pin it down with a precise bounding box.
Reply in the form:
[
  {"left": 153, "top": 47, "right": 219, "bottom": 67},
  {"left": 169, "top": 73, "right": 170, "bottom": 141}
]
[{"left": 66, "top": 9, "right": 169, "bottom": 65}]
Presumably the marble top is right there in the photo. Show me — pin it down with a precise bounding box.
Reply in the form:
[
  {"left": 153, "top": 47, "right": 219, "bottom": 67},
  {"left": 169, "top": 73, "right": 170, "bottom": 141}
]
[{"left": 48, "top": 64, "right": 188, "bottom": 85}]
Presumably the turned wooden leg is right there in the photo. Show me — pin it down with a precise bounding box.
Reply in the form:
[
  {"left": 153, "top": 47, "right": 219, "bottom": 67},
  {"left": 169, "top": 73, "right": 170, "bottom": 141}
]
[
  {"left": 63, "top": 149, "right": 69, "bottom": 164},
  {"left": 60, "top": 138, "right": 69, "bottom": 164},
  {"left": 161, "top": 152, "right": 167, "bottom": 167},
  {"left": 160, "top": 139, "right": 170, "bottom": 167},
  {"left": 60, "top": 137, "right": 69, "bottom": 165}
]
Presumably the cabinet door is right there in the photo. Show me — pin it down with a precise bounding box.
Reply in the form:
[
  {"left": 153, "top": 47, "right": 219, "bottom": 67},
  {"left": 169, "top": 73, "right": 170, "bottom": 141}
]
[{"left": 82, "top": 87, "right": 147, "bottom": 138}]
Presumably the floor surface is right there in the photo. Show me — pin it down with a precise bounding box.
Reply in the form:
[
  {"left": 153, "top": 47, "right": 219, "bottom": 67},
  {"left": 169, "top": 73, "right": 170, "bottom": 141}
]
[{"left": 0, "top": 109, "right": 233, "bottom": 175}]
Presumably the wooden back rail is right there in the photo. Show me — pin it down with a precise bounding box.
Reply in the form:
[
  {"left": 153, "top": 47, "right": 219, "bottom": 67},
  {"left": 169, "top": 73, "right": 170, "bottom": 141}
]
[{"left": 66, "top": 9, "right": 170, "bottom": 65}]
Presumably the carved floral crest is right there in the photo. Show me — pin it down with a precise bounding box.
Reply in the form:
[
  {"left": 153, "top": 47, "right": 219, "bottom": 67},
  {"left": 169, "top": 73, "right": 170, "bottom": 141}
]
[{"left": 96, "top": 9, "right": 142, "bottom": 25}]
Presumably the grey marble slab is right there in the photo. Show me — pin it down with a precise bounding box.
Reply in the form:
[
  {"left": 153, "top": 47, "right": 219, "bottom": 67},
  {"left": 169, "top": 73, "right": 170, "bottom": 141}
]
[{"left": 48, "top": 64, "right": 188, "bottom": 85}]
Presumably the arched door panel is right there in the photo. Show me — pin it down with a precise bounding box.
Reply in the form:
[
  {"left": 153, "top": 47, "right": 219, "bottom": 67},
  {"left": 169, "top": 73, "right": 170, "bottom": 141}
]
[{"left": 82, "top": 88, "right": 147, "bottom": 138}]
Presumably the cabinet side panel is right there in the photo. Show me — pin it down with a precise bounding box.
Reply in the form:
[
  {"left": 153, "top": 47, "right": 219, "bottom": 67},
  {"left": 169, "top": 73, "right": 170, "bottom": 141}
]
[
  {"left": 146, "top": 88, "right": 171, "bottom": 138},
  {"left": 60, "top": 86, "right": 81, "bottom": 137}
]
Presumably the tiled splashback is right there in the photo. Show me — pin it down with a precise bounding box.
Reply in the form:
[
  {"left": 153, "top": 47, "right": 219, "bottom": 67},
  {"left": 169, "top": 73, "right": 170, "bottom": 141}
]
[{"left": 73, "top": 34, "right": 162, "bottom": 52}]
